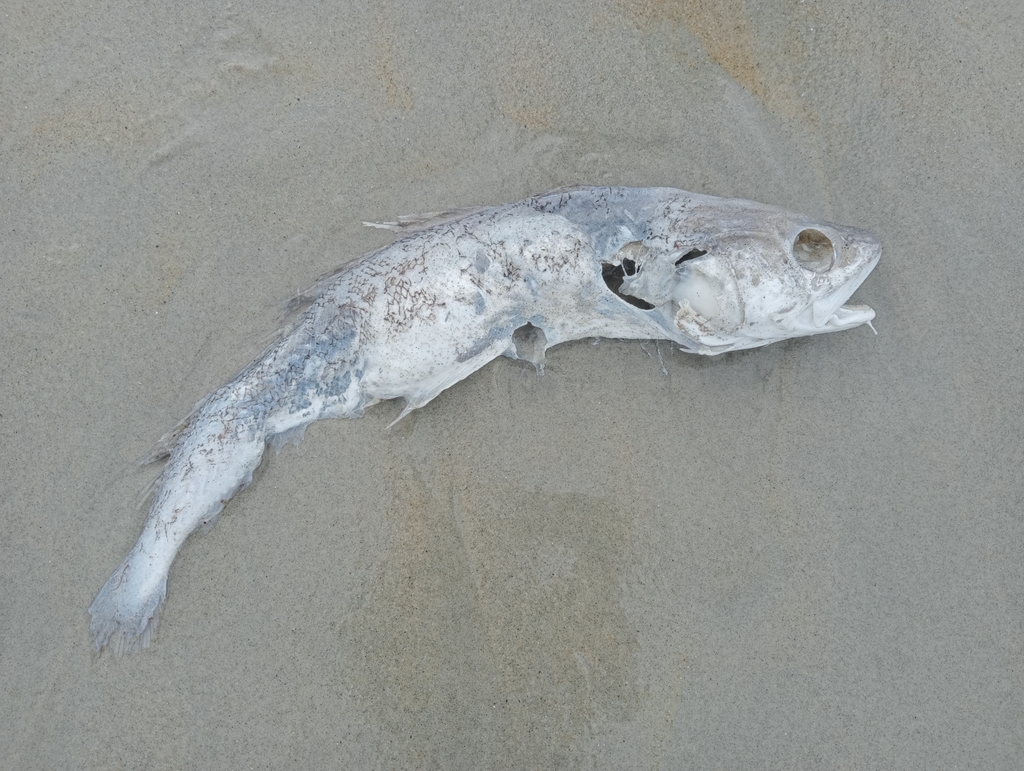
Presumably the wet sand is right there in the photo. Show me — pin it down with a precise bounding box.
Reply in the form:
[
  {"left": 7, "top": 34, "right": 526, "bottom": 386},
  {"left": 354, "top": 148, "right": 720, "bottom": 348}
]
[{"left": 2, "top": 1, "right": 1022, "bottom": 768}]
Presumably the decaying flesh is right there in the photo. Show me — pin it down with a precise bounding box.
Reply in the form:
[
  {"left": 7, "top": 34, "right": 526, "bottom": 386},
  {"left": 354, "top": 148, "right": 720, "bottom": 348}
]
[{"left": 89, "top": 186, "right": 881, "bottom": 654}]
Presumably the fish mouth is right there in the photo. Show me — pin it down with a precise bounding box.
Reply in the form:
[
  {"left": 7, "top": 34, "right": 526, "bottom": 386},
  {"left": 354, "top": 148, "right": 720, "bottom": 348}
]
[
  {"left": 821, "top": 302, "right": 876, "bottom": 329},
  {"left": 798, "top": 248, "right": 880, "bottom": 332}
]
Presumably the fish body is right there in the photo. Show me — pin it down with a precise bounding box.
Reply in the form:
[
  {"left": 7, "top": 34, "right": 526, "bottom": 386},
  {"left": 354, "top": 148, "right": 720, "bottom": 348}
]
[{"left": 89, "top": 187, "right": 880, "bottom": 653}]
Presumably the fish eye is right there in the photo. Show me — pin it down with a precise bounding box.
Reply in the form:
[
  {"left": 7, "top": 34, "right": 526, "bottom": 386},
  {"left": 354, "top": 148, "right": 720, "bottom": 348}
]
[{"left": 793, "top": 229, "right": 835, "bottom": 272}]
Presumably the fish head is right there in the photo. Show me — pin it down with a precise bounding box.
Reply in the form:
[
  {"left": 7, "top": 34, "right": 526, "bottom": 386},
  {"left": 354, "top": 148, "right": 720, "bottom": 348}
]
[{"left": 615, "top": 199, "right": 881, "bottom": 354}]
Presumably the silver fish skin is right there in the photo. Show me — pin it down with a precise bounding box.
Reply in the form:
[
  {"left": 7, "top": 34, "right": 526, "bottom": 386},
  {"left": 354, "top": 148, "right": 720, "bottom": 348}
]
[{"left": 89, "top": 186, "right": 880, "bottom": 654}]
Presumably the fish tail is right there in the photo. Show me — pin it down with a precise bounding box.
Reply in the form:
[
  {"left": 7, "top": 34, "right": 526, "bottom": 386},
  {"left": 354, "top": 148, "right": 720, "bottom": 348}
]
[
  {"left": 90, "top": 386, "right": 269, "bottom": 654},
  {"left": 88, "top": 547, "right": 167, "bottom": 655},
  {"left": 89, "top": 301, "right": 364, "bottom": 653}
]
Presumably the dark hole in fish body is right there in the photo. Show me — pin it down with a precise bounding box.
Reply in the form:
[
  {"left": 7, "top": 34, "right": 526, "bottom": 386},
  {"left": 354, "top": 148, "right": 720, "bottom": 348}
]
[
  {"left": 675, "top": 248, "right": 707, "bottom": 266},
  {"left": 601, "top": 263, "right": 656, "bottom": 310},
  {"left": 512, "top": 322, "right": 548, "bottom": 368}
]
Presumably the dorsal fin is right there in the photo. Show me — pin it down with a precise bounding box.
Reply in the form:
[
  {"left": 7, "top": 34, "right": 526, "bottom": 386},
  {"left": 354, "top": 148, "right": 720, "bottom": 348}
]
[{"left": 362, "top": 205, "right": 491, "bottom": 234}]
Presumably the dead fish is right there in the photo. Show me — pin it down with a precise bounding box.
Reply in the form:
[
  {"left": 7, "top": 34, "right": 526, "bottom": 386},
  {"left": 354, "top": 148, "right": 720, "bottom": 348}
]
[{"left": 89, "top": 186, "right": 880, "bottom": 654}]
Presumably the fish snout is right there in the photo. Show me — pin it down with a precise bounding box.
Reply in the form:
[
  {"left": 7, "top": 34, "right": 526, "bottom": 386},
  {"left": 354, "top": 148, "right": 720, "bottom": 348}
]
[{"left": 794, "top": 225, "right": 881, "bottom": 332}]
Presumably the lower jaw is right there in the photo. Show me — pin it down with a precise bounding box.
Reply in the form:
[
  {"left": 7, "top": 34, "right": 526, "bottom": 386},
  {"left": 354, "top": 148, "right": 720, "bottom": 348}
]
[{"left": 825, "top": 303, "right": 875, "bottom": 329}]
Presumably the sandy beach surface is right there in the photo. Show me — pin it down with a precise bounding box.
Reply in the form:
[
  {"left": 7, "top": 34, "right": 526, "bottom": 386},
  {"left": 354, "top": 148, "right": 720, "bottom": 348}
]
[{"left": 3, "top": 1, "right": 1022, "bottom": 768}]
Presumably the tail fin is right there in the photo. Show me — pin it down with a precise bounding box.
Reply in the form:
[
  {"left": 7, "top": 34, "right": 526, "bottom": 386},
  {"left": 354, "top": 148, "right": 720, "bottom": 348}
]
[{"left": 88, "top": 548, "right": 167, "bottom": 655}]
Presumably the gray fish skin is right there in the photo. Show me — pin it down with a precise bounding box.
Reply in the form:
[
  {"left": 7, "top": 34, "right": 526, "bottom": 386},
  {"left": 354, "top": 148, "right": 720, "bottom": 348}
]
[{"left": 88, "top": 186, "right": 880, "bottom": 654}]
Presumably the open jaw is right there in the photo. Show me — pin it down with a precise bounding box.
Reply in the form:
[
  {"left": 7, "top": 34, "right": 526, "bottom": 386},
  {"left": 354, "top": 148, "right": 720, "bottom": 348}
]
[
  {"left": 800, "top": 249, "right": 881, "bottom": 332},
  {"left": 821, "top": 302, "right": 875, "bottom": 330}
]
